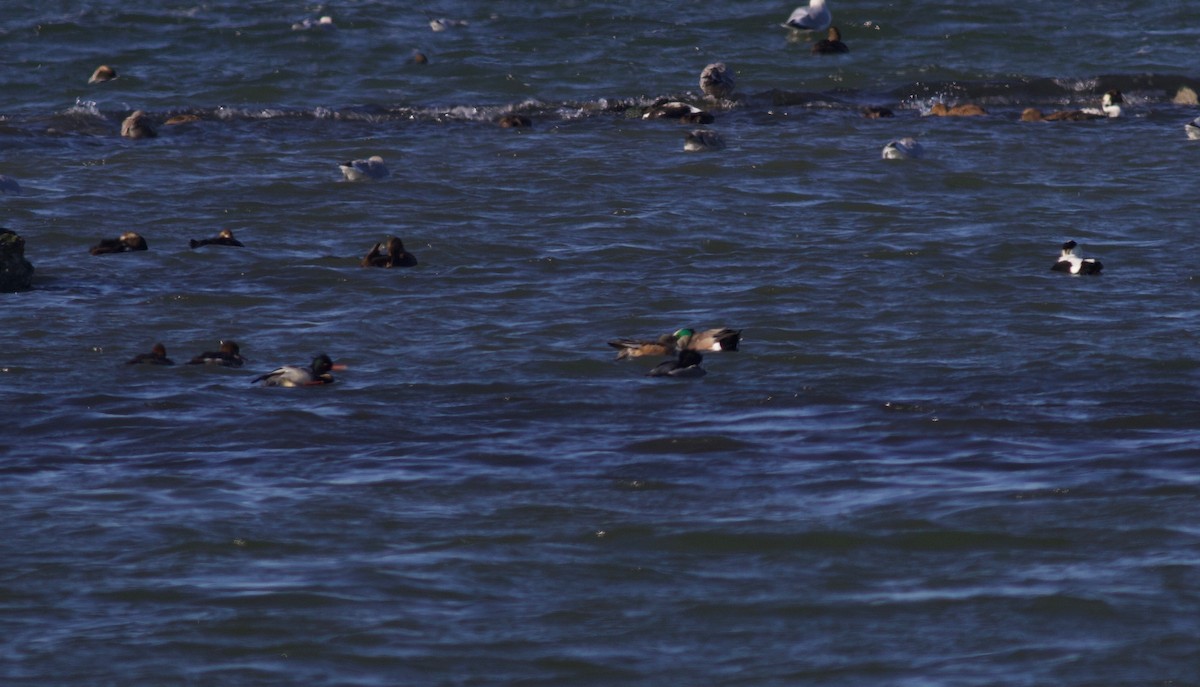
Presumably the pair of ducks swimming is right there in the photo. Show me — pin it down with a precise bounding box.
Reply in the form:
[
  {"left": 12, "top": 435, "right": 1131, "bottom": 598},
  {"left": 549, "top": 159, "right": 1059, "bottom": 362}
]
[
  {"left": 127, "top": 341, "right": 344, "bottom": 386},
  {"left": 608, "top": 327, "right": 742, "bottom": 378},
  {"left": 89, "top": 229, "right": 244, "bottom": 255}
]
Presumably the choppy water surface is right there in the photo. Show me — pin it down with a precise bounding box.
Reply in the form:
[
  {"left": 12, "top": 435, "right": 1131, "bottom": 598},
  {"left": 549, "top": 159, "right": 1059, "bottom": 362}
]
[{"left": 3, "top": 1, "right": 1200, "bottom": 685}]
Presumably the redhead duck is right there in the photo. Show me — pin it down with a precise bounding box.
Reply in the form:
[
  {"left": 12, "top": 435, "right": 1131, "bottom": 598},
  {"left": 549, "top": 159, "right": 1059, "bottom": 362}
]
[
  {"left": 1051, "top": 240, "right": 1103, "bottom": 275},
  {"left": 126, "top": 343, "right": 174, "bottom": 365},
  {"left": 928, "top": 102, "right": 987, "bottom": 116},
  {"left": 189, "top": 228, "right": 244, "bottom": 249},
  {"left": 120, "top": 110, "right": 156, "bottom": 139},
  {"left": 882, "top": 138, "right": 923, "bottom": 159},
  {"left": 88, "top": 65, "right": 117, "bottom": 84},
  {"left": 675, "top": 328, "right": 741, "bottom": 353},
  {"left": 642, "top": 100, "right": 715, "bottom": 124},
  {"left": 187, "top": 340, "right": 246, "bottom": 367},
  {"left": 684, "top": 129, "right": 725, "bottom": 152},
  {"left": 648, "top": 350, "right": 707, "bottom": 378},
  {"left": 252, "top": 354, "right": 345, "bottom": 387},
  {"left": 699, "top": 62, "right": 736, "bottom": 100},
  {"left": 90, "top": 231, "right": 147, "bottom": 255},
  {"left": 811, "top": 26, "right": 848, "bottom": 54},
  {"left": 783, "top": 0, "right": 831, "bottom": 32},
  {"left": 339, "top": 155, "right": 389, "bottom": 181},
  {"left": 361, "top": 237, "right": 417, "bottom": 267}
]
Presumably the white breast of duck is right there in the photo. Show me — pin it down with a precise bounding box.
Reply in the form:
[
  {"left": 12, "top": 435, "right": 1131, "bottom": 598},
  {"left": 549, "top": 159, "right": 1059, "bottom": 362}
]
[{"left": 1051, "top": 240, "right": 1103, "bottom": 275}]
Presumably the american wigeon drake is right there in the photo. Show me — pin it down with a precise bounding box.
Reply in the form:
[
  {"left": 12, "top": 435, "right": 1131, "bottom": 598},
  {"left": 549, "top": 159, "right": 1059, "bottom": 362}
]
[
  {"left": 811, "top": 26, "right": 848, "bottom": 54},
  {"left": 928, "top": 102, "right": 987, "bottom": 116},
  {"left": 88, "top": 65, "right": 117, "bottom": 84},
  {"left": 608, "top": 333, "right": 678, "bottom": 360},
  {"left": 339, "top": 155, "right": 390, "bottom": 181},
  {"left": 189, "top": 228, "right": 244, "bottom": 249},
  {"left": 684, "top": 129, "right": 725, "bottom": 152},
  {"left": 783, "top": 0, "right": 831, "bottom": 32},
  {"left": 90, "top": 231, "right": 147, "bottom": 255},
  {"left": 252, "top": 354, "right": 345, "bottom": 387},
  {"left": 642, "top": 100, "right": 715, "bottom": 124},
  {"left": 361, "top": 237, "right": 417, "bottom": 267},
  {"left": 675, "top": 328, "right": 741, "bottom": 353},
  {"left": 120, "top": 110, "right": 156, "bottom": 139},
  {"left": 187, "top": 340, "right": 246, "bottom": 367},
  {"left": 699, "top": 62, "right": 736, "bottom": 100},
  {"left": 881, "top": 138, "right": 923, "bottom": 159},
  {"left": 1051, "top": 240, "right": 1103, "bottom": 275},
  {"left": 647, "top": 350, "right": 707, "bottom": 378},
  {"left": 126, "top": 343, "right": 174, "bottom": 365}
]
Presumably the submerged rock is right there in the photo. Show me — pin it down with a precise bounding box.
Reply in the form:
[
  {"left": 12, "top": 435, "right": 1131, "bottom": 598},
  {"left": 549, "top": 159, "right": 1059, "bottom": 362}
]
[{"left": 0, "top": 228, "right": 34, "bottom": 292}]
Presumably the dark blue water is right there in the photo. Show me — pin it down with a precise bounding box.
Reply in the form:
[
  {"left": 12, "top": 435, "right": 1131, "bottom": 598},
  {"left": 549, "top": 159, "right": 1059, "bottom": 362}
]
[{"left": 3, "top": 1, "right": 1200, "bottom": 685}]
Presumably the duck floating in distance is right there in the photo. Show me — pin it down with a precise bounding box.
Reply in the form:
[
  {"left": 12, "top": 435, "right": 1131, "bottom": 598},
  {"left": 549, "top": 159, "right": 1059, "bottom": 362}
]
[
  {"left": 187, "top": 340, "right": 246, "bottom": 367},
  {"left": 811, "top": 26, "right": 848, "bottom": 54},
  {"left": 647, "top": 350, "right": 707, "bottom": 378},
  {"left": 189, "top": 228, "right": 244, "bottom": 249},
  {"left": 361, "top": 236, "right": 417, "bottom": 267},
  {"left": 1051, "top": 240, "right": 1103, "bottom": 275},
  {"left": 292, "top": 15, "right": 335, "bottom": 31},
  {"left": 783, "top": 0, "right": 832, "bottom": 32},
  {"left": 90, "top": 231, "right": 147, "bottom": 255},
  {"left": 88, "top": 65, "right": 117, "bottom": 84},
  {"left": 252, "top": 354, "right": 345, "bottom": 387},
  {"left": 684, "top": 129, "right": 725, "bottom": 152},
  {"left": 1185, "top": 116, "right": 1200, "bottom": 140},
  {"left": 882, "top": 138, "right": 924, "bottom": 159},
  {"left": 1022, "top": 90, "right": 1124, "bottom": 122},
  {"left": 642, "top": 100, "right": 715, "bottom": 124},
  {"left": 120, "top": 110, "right": 156, "bottom": 139},
  {"left": 699, "top": 62, "right": 736, "bottom": 100},
  {"left": 928, "top": 102, "right": 987, "bottom": 116},
  {"left": 126, "top": 343, "right": 174, "bottom": 365},
  {"left": 339, "top": 155, "right": 390, "bottom": 181}
]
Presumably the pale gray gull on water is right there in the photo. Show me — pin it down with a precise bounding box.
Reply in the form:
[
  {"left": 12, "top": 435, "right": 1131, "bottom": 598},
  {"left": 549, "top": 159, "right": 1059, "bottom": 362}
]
[
  {"left": 339, "top": 155, "right": 390, "bottom": 181},
  {"left": 783, "top": 0, "right": 832, "bottom": 32}
]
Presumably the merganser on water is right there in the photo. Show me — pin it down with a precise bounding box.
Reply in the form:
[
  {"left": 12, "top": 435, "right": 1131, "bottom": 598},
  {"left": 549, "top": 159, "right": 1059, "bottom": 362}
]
[
  {"left": 90, "top": 231, "right": 147, "bottom": 255},
  {"left": 338, "top": 155, "right": 390, "bottom": 181},
  {"left": 189, "top": 228, "right": 244, "bottom": 249},
  {"left": 187, "top": 340, "right": 246, "bottom": 367},
  {"left": 647, "top": 350, "right": 707, "bottom": 378},
  {"left": 783, "top": 0, "right": 832, "bottom": 32},
  {"left": 1051, "top": 240, "right": 1103, "bottom": 275},
  {"left": 882, "top": 138, "right": 924, "bottom": 159},
  {"left": 811, "top": 26, "right": 848, "bottom": 54},
  {"left": 361, "top": 237, "right": 417, "bottom": 267},
  {"left": 120, "top": 110, "right": 156, "bottom": 139},
  {"left": 1185, "top": 116, "right": 1200, "bottom": 140},
  {"left": 126, "top": 343, "right": 174, "bottom": 365},
  {"left": 699, "top": 63, "right": 736, "bottom": 100},
  {"left": 251, "top": 354, "right": 345, "bottom": 387}
]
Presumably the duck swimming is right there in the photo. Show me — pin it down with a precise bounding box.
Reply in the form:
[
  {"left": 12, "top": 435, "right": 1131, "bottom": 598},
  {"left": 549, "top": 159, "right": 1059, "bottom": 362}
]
[
  {"left": 675, "top": 328, "right": 741, "bottom": 353},
  {"left": 811, "top": 26, "right": 848, "bottom": 54},
  {"left": 88, "top": 65, "right": 117, "bottom": 84},
  {"left": 642, "top": 100, "right": 715, "bottom": 124},
  {"left": 882, "top": 138, "right": 924, "bottom": 159},
  {"left": 90, "top": 232, "right": 147, "bottom": 255},
  {"left": 1051, "top": 240, "right": 1103, "bottom": 275},
  {"left": 252, "top": 354, "right": 345, "bottom": 387},
  {"left": 120, "top": 110, "right": 156, "bottom": 139},
  {"left": 1186, "top": 116, "right": 1200, "bottom": 140},
  {"left": 187, "top": 340, "right": 246, "bottom": 367},
  {"left": 783, "top": 0, "right": 832, "bottom": 32},
  {"left": 608, "top": 333, "right": 678, "bottom": 360},
  {"left": 361, "top": 237, "right": 417, "bottom": 267},
  {"left": 189, "top": 228, "right": 244, "bottom": 249},
  {"left": 1022, "top": 90, "right": 1124, "bottom": 122},
  {"left": 928, "top": 102, "right": 987, "bottom": 116},
  {"left": 126, "top": 343, "right": 174, "bottom": 365},
  {"left": 647, "top": 350, "right": 707, "bottom": 378},
  {"left": 339, "top": 155, "right": 390, "bottom": 181},
  {"left": 684, "top": 129, "right": 725, "bottom": 152},
  {"left": 699, "top": 62, "right": 736, "bottom": 100}
]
